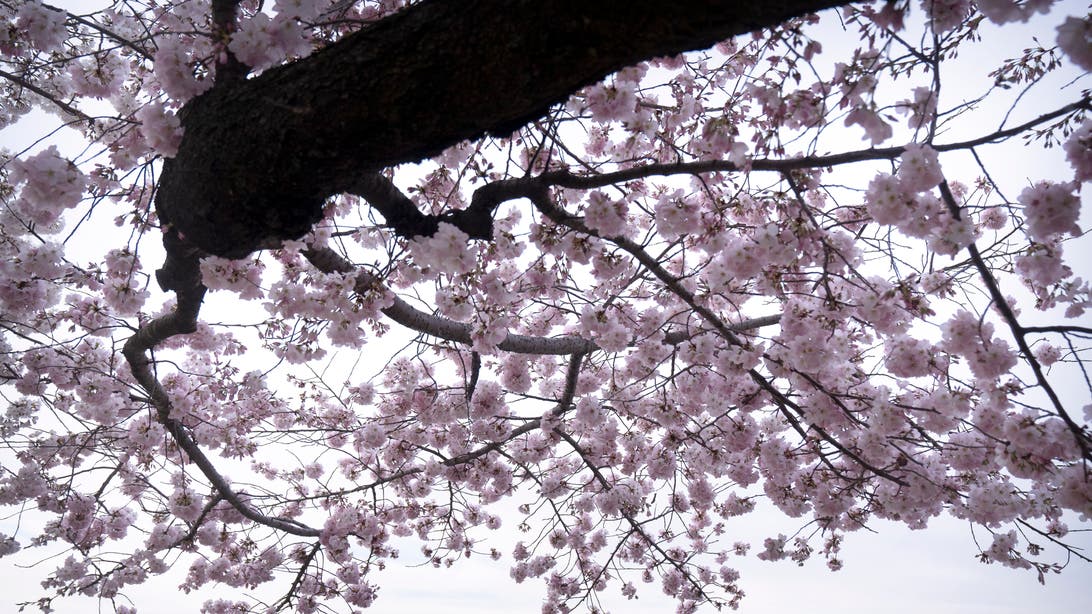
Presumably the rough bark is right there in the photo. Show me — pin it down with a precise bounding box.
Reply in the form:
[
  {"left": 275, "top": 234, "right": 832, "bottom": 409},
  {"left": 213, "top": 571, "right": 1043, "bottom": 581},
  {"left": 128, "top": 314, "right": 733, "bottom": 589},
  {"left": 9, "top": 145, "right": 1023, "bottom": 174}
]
[{"left": 156, "top": 0, "right": 851, "bottom": 258}]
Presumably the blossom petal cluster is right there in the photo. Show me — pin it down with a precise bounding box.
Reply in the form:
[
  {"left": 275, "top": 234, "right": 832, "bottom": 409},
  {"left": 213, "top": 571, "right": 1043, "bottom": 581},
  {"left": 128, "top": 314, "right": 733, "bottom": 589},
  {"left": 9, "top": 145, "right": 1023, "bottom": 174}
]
[{"left": 1018, "top": 181, "right": 1081, "bottom": 242}]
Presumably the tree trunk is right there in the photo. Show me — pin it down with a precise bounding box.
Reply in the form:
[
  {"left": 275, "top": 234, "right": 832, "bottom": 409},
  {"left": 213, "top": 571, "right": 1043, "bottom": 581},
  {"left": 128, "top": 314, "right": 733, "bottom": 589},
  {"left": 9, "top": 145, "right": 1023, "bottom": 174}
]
[{"left": 156, "top": 0, "right": 850, "bottom": 258}]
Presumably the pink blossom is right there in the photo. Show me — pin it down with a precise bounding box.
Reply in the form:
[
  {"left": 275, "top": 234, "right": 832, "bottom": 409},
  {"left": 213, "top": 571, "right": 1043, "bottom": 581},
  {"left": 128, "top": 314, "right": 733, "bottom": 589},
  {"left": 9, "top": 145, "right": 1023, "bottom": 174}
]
[
  {"left": 201, "top": 256, "right": 265, "bottom": 299},
  {"left": 579, "top": 305, "right": 631, "bottom": 352},
  {"left": 688, "top": 478, "right": 715, "bottom": 510},
  {"left": 103, "top": 507, "right": 135, "bottom": 540},
  {"left": 653, "top": 190, "right": 702, "bottom": 239},
  {"left": 8, "top": 146, "right": 86, "bottom": 230},
  {"left": 865, "top": 173, "right": 911, "bottom": 226},
  {"left": 103, "top": 249, "right": 150, "bottom": 315},
  {"left": 884, "top": 334, "right": 937, "bottom": 377},
  {"left": 274, "top": 0, "right": 324, "bottom": 21},
  {"left": 136, "top": 103, "right": 184, "bottom": 157},
  {"left": 784, "top": 86, "right": 826, "bottom": 129},
  {"left": 471, "top": 313, "right": 510, "bottom": 353},
  {"left": 715, "top": 236, "right": 763, "bottom": 279},
  {"left": 500, "top": 356, "right": 532, "bottom": 392},
  {"left": 897, "top": 86, "right": 937, "bottom": 129},
  {"left": 1016, "top": 242, "right": 1071, "bottom": 288},
  {"left": 977, "top": 0, "right": 1053, "bottom": 24},
  {"left": 0, "top": 534, "right": 19, "bottom": 557},
  {"left": 1063, "top": 119, "right": 1091, "bottom": 182},
  {"left": 228, "top": 13, "right": 312, "bottom": 71},
  {"left": 941, "top": 310, "right": 1017, "bottom": 380},
  {"left": 927, "top": 213, "right": 976, "bottom": 255},
  {"left": 66, "top": 54, "right": 128, "bottom": 99},
  {"left": 980, "top": 207, "right": 1008, "bottom": 230},
  {"left": 1033, "top": 343, "right": 1061, "bottom": 366},
  {"left": 845, "top": 107, "right": 892, "bottom": 144},
  {"left": 169, "top": 488, "right": 204, "bottom": 523},
  {"left": 583, "top": 190, "right": 629, "bottom": 238},
  {"left": 861, "top": 2, "right": 906, "bottom": 30},
  {"left": 584, "top": 80, "right": 638, "bottom": 123},
  {"left": 154, "top": 37, "right": 213, "bottom": 101},
  {"left": 1018, "top": 181, "right": 1081, "bottom": 242},
  {"left": 982, "top": 530, "right": 1032, "bottom": 568},
  {"left": 921, "top": 0, "right": 972, "bottom": 33},
  {"left": 17, "top": 1, "right": 65, "bottom": 52},
  {"left": 408, "top": 222, "right": 476, "bottom": 276},
  {"left": 60, "top": 494, "right": 97, "bottom": 545},
  {"left": 15, "top": 241, "right": 64, "bottom": 279},
  {"left": 756, "top": 534, "right": 788, "bottom": 561},
  {"left": 697, "top": 117, "right": 748, "bottom": 161},
  {"left": 1056, "top": 15, "right": 1092, "bottom": 72},
  {"left": 898, "top": 143, "right": 943, "bottom": 192}
]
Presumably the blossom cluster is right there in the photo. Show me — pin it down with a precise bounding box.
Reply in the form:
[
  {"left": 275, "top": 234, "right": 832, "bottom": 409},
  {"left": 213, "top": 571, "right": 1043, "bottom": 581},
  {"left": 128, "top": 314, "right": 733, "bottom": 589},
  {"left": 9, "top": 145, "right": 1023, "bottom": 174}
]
[
  {"left": 408, "top": 222, "right": 477, "bottom": 276},
  {"left": 864, "top": 143, "right": 976, "bottom": 254},
  {"left": 7, "top": 146, "right": 86, "bottom": 229},
  {"left": 1018, "top": 181, "right": 1081, "bottom": 242}
]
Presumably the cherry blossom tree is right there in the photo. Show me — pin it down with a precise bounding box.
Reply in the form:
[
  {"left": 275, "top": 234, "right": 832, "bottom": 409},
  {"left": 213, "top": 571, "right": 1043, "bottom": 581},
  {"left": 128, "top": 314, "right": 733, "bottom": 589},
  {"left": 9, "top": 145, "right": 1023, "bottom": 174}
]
[{"left": 1, "top": 0, "right": 1090, "bottom": 612}]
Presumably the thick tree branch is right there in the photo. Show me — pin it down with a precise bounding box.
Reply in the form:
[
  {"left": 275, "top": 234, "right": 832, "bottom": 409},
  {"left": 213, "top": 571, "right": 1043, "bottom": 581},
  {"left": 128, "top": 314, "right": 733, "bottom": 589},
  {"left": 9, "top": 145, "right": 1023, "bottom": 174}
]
[
  {"left": 155, "top": 0, "right": 852, "bottom": 257},
  {"left": 211, "top": 0, "right": 249, "bottom": 83}
]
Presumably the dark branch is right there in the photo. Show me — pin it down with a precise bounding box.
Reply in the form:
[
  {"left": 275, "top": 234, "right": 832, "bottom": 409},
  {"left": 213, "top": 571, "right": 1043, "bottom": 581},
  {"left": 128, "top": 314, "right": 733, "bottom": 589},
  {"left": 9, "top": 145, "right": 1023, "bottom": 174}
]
[
  {"left": 937, "top": 181, "right": 1091, "bottom": 461},
  {"left": 155, "top": 0, "right": 852, "bottom": 257},
  {"left": 125, "top": 232, "right": 321, "bottom": 537}
]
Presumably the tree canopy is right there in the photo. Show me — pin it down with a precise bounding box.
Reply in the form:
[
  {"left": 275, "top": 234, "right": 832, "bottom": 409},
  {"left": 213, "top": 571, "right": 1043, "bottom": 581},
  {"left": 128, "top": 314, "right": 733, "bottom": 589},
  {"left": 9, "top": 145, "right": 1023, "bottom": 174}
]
[{"left": 0, "top": 1, "right": 1090, "bottom": 612}]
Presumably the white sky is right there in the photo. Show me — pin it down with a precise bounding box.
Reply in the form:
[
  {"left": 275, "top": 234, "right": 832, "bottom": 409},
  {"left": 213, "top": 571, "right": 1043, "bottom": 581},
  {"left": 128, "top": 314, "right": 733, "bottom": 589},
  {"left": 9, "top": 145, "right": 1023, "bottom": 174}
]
[{"left": 4, "top": 507, "right": 1088, "bottom": 613}]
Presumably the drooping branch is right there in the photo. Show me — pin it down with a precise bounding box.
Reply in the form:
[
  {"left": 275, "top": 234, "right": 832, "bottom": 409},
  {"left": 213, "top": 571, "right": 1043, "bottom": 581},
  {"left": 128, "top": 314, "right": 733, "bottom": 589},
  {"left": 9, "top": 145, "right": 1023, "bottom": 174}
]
[
  {"left": 155, "top": 0, "right": 853, "bottom": 257},
  {"left": 124, "top": 232, "right": 321, "bottom": 538},
  {"left": 305, "top": 174, "right": 787, "bottom": 351},
  {"left": 553, "top": 426, "right": 724, "bottom": 607}
]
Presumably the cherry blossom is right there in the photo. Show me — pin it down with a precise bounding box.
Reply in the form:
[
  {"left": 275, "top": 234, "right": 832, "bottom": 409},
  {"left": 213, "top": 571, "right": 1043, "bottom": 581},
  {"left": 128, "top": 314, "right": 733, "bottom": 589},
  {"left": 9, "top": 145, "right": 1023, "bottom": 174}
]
[
  {"left": 135, "top": 103, "right": 184, "bottom": 157},
  {"left": 200, "top": 255, "right": 265, "bottom": 299},
  {"left": 1064, "top": 118, "right": 1091, "bottom": 182},
  {"left": 1018, "top": 181, "right": 1081, "bottom": 242},
  {"left": 977, "top": 0, "right": 1055, "bottom": 24},
  {"left": 897, "top": 86, "right": 937, "bottom": 129},
  {"left": 154, "top": 37, "right": 215, "bottom": 102},
  {"left": 7, "top": 146, "right": 86, "bottom": 229},
  {"left": 922, "top": 0, "right": 973, "bottom": 32},
  {"left": 16, "top": 1, "right": 65, "bottom": 52},
  {"left": 1056, "top": 14, "right": 1092, "bottom": 71},
  {"left": 845, "top": 106, "right": 892, "bottom": 144},
  {"left": 228, "top": 12, "right": 312, "bottom": 71},
  {"left": 408, "top": 222, "right": 477, "bottom": 276},
  {"left": 897, "top": 143, "right": 944, "bottom": 192}
]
